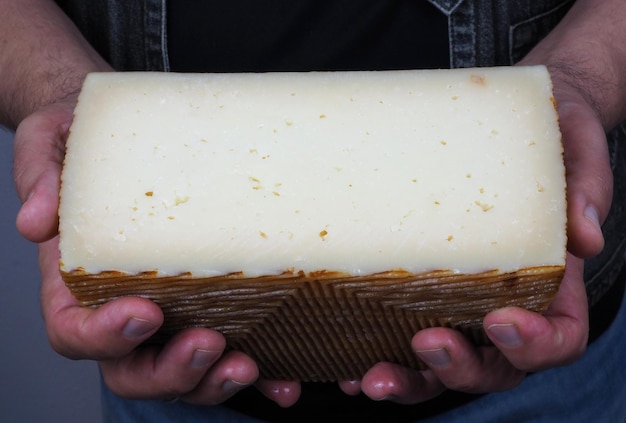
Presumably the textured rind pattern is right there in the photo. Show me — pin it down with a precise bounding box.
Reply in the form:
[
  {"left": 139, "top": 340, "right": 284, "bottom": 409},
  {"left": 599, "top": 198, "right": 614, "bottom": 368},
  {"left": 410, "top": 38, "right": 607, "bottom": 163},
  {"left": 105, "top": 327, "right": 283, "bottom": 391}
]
[{"left": 62, "top": 267, "right": 563, "bottom": 381}]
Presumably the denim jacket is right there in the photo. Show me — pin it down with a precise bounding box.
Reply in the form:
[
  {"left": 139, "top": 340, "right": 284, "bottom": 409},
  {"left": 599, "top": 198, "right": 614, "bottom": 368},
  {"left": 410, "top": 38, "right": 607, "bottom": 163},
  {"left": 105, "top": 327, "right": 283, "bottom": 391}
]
[
  {"left": 55, "top": 0, "right": 626, "bottom": 314},
  {"left": 55, "top": 0, "right": 581, "bottom": 71}
]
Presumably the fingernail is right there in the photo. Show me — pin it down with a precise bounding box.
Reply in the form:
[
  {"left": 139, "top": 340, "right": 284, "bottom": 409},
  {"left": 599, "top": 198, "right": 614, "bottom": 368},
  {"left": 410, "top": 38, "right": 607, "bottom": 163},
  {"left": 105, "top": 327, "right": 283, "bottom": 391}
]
[
  {"left": 222, "top": 379, "right": 249, "bottom": 394},
  {"left": 122, "top": 317, "right": 158, "bottom": 339},
  {"left": 190, "top": 349, "right": 220, "bottom": 369},
  {"left": 584, "top": 206, "right": 601, "bottom": 231},
  {"left": 416, "top": 348, "right": 451, "bottom": 367},
  {"left": 487, "top": 323, "right": 522, "bottom": 348}
]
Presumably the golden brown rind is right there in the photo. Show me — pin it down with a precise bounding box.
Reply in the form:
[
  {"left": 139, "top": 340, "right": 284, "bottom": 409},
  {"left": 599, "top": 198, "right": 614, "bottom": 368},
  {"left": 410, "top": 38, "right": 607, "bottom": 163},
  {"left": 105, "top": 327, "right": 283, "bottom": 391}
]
[{"left": 62, "top": 267, "right": 563, "bottom": 382}]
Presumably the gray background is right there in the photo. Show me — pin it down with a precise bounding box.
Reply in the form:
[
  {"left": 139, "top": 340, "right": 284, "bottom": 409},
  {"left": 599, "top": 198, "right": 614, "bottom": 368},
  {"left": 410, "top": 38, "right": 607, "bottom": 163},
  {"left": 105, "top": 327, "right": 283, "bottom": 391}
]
[{"left": 0, "top": 127, "right": 102, "bottom": 422}]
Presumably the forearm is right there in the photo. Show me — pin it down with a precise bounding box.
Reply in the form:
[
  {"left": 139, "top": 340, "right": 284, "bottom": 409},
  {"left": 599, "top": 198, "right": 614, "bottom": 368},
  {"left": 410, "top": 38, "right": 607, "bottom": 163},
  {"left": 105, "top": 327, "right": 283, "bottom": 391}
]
[
  {"left": 519, "top": 0, "right": 626, "bottom": 131},
  {"left": 0, "top": 0, "right": 112, "bottom": 129}
]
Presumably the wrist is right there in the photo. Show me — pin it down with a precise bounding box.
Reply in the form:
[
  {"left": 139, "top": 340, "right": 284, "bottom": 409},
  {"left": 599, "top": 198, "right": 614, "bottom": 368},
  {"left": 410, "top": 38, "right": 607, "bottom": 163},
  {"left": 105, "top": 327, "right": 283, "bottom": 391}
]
[
  {"left": 523, "top": 44, "right": 625, "bottom": 131},
  {"left": 518, "top": 0, "right": 626, "bottom": 131},
  {"left": 7, "top": 57, "right": 110, "bottom": 128},
  {"left": 0, "top": 0, "right": 112, "bottom": 129}
]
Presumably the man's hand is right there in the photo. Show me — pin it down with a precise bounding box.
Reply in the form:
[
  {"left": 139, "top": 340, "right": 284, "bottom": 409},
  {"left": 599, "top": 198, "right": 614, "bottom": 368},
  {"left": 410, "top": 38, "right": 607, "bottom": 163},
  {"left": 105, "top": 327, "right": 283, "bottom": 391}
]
[
  {"left": 340, "top": 30, "right": 617, "bottom": 403},
  {"left": 341, "top": 255, "right": 589, "bottom": 404},
  {"left": 13, "top": 99, "right": 300, "bottom": 407}
]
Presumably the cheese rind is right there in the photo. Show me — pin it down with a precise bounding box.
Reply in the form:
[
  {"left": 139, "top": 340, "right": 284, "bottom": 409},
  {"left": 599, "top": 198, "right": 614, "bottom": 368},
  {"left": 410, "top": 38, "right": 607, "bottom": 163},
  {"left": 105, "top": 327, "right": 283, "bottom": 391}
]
[{"left": 59, "top": 67, "right": 566, "bottom": 278}]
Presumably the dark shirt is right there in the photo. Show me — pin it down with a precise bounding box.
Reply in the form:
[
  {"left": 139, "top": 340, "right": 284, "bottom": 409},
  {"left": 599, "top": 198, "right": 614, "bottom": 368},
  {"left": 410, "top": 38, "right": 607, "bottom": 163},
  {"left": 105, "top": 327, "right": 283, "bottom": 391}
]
[{"left": 166, "top": 0, "right": 450, "bottom": 73}]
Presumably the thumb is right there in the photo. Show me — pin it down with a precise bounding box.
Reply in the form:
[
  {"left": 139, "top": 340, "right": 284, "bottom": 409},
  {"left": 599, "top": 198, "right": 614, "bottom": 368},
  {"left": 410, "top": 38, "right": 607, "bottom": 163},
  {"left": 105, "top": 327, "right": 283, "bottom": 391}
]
[
  {"left": 557, "top": 93, "right": 612, "bottom": 259},
  {"left": 13, "top": 101, "right": 75, "bottom": 242}
]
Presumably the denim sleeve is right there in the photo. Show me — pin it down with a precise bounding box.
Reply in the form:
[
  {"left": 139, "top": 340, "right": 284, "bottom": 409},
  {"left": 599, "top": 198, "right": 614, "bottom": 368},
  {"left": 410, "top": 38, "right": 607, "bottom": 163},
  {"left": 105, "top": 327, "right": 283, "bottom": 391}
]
[
  {"left": 55, "top": 0, "right": 169, "bottom": 71},
  {"left": 428, "top": 0, "right": 575, "bottom": 67}
]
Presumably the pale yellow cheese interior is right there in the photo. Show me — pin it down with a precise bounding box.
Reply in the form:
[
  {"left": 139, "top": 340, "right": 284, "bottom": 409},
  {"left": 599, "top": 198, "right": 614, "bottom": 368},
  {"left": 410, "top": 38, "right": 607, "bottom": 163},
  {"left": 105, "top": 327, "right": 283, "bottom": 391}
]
[{"left": 59, "top": 67, "right": 566, "bottom": 278}]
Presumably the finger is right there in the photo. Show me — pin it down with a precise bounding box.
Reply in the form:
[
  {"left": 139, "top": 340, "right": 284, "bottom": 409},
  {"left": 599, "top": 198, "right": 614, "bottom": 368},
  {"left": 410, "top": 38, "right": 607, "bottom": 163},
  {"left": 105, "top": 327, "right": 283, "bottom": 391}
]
[
  {"left": 255, "top": 379, "right": 302, "bottom": 408},
  {"left": 557, "top": 94, "right": 612, "bottom": 258},
  {"left": 39, "top": 237, "right": 163, "bottom": 359},
  {"left": 338, "top": 379, "right": 362, "bottom": 396},
  {"left": 484, "top": 254, "right": 588, "bottom": 371},
  {"left": 100, "top": 328, "right": 227, "bottom": 400},
  {"left": 359, "top": 362, "right": 445, "bottom": 404},
  {"left": 15, "top": 166, "right": 61, "bottom": 242},
  {"left": 13, "top": 102, "right": 75, "bottom": 242},
  {"left": 181, "top": 350, "right": 259, "bottom": 405},
  {"left": 413, "top": 328, "right": 525, "bottom": 393}
]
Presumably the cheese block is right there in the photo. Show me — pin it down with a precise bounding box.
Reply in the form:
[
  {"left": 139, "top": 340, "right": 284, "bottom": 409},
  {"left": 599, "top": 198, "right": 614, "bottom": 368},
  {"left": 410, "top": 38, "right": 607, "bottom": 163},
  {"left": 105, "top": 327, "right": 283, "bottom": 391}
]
[{"left": 58, "top": 67, "right": 566, "bottom": 381}]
